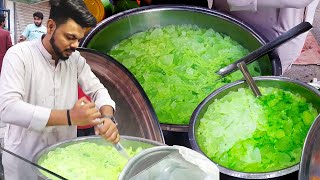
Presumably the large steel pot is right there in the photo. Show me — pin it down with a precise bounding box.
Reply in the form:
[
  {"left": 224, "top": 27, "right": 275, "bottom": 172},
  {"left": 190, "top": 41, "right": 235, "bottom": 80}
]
[
  {"left": 78, "top": 48, "right": 164, "bottom": 143},
  {"left": 33, "top": 136, "right": 165, "bottom": 179},
  {"left": 299, "top": 114, "right": 320, "bottom": 180},
  {"left": 189, "top": 76, "right": 320, "bottom": 179},
  {"left": 80, "top": 5, "right": 281, "bottom": 134}
]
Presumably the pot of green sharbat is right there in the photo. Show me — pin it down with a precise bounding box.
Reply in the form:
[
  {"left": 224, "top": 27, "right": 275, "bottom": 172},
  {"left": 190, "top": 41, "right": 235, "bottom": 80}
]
[
  {"left": 33, "top": 136, "right": 165, "bottom": 180},
  {"left": 189, "top": 76, "right": 320, "bottom": 179},
  {"left": 80, "top": 5, "right": 282, "bottom": 134}
]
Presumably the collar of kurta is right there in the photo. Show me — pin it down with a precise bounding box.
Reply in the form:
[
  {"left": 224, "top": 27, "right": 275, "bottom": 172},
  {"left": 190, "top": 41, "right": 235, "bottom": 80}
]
[{"left": 36, "top": 39, "right": 63, "bottom": 66}]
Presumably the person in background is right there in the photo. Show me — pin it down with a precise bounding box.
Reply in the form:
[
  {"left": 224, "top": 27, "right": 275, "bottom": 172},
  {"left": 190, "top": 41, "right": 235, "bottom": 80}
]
[
  {"left": 18, "top": 11, "right": 47, "bottom": 42},
  {"left": 0, "top": 14, "right": 12, "bottom": 74},
  {"left": 0, "top": 0, "right": 119, "bottom": 179},
  {"left": 207, "top": 0, "right": 320, "bottom": 73}
]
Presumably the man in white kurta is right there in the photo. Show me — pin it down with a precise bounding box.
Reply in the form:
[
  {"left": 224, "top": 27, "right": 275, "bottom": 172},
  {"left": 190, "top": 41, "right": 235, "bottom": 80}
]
[
  {"left": 0, "top": 0, "right": 120, "bottom": 179},
  {"left": 0, "top": 39, "right": 116, "bottom": 179},
  {"left": 207, "top": 0, "right": 320, "bottom": 73}
]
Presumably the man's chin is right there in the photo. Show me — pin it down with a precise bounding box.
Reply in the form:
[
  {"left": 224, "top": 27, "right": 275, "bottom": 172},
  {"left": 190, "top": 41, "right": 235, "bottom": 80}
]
[
  {"left": 59, "top": 52, "right": 73, "bottom": 60},
  {"left": 56, "top": 53, "right": 68, "bottom": 60},
  {"left": 59, "top": 56, "right": 69, "bottom": 61}
]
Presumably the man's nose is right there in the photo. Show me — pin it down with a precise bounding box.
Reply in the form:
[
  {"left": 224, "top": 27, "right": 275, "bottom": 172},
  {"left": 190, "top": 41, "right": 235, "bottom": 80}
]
[{"left": 70, "top": 40, "right": 79, "bottom": 49}]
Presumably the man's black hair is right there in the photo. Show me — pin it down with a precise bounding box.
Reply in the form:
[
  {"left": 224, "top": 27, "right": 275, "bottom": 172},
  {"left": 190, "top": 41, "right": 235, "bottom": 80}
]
[
  {"left": 33, "top": 12, "right": 44, "bottom": 20},
  {"left": 0, "top": 14, "right": 5, "bottom": 24},
  {"left": 49, "top": 0, "right": 97, "bottom": 28}
]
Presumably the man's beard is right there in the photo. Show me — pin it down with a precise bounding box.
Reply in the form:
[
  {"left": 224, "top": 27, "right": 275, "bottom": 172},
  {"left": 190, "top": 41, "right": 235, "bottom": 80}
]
[
  {"left": 35, "top": 22, "right": 42, "bottom": 27},
  {"left": 50, "top": 32, "right": 76, "bottom": 61}
]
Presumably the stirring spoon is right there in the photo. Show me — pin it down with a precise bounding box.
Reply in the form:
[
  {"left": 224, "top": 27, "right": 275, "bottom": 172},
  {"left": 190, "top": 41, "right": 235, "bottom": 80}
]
[{"left": 237, "top": 61, "right": 262, "bottom": 97}]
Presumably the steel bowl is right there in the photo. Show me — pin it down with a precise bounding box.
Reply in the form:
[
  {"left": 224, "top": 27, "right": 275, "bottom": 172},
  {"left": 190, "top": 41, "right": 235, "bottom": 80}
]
[
  {"left": 299, "top": 114, "right": 320, "bottom": 180},
  {"left": 33, "top": 135, "right": 165, "bottom": 179},
  {"left": 189, "top": 76, "right": 320, "bottom": 179},
  {"left": 80, "top": 5, "right": 282, "bottom": 132},
  {"left": 119, "top": 146, "right": 219, "bottom": 180}
]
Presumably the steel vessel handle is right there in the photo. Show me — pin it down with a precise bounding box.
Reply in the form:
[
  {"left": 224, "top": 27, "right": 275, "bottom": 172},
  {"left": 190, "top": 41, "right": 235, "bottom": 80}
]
[{"left": 216, "top": 22, "right": 312, "bottom": 76}]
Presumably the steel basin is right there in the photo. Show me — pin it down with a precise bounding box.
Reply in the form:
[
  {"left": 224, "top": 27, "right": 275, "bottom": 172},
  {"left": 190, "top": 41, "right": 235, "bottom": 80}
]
[
  {"left": 80, "top": 5, "right": 282, "bottom": 132},
  {"left": 299, "top": 114, "right": 320, "bottom": 180},
  {"left": 189, "top": 76, "right": 320, "bottom": 179},
  {"left": 33, "top": 136, "right": 165, "bottom": 179}
]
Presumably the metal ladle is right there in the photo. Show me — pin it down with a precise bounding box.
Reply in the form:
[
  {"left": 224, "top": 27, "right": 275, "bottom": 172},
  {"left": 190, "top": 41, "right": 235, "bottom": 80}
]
[
  {"left": 216, "top": 22, "right": 312, "bottom": 77},
  {"left": 97, "top": 122, "right": 130, "bottom": 160},
  {"left": 237, "top": 61, "right": 262, "bottom": 97},
  {"left": 80, "top": 102, "right": 130, "bottom": 159}
]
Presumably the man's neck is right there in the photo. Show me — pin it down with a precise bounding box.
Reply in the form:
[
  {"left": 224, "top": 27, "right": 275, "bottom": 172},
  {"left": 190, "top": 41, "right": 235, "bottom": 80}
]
[{"left": 42, "top": 35, "right": 59, "bottom": 62}]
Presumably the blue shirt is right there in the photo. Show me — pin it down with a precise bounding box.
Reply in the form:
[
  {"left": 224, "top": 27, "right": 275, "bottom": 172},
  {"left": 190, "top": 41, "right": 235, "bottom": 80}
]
[{"left": 22, "top": 24, "right": 47, "bottom": 41}]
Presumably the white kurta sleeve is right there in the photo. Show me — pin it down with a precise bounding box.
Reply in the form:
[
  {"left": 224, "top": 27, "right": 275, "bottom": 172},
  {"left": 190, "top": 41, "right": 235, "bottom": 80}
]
[
  {"left": 77, "top": 54, "right": 116, "bottom": 111},
  {"left": 227, "top": 0, "right": 257, "bottom": 11},
  {"left": 0, "top": 48, "right": 51, "bottom": 131},
  {"left": 227, "top": 0, "right": 316, "bottom": 11},
  {"left": 257, "top": 0, "right": 316, "bottom": 9}
]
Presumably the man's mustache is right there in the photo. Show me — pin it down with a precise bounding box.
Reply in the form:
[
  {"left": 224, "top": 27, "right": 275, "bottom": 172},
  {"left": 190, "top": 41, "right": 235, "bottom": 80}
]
[{"left": 66, "top": 48, "right": 76, "bottom": 52}]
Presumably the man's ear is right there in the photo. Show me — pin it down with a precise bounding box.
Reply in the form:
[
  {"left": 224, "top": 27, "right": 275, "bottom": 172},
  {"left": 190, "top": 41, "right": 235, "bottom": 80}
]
[{"left": 47, "top": 19, "right": 56, "bottom": 34}]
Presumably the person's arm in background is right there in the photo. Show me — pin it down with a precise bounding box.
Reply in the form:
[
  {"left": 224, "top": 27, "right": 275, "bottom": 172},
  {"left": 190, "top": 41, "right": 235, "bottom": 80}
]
[
  {"left": 18, "top": 35, "right": 26, "bottom": 43},
  {"left": 226, "top": 0, "right": 316, "bottom": 11},
  {"left": 6, "top": 31, "right": 12, "bottom": 50},
  {"left": 18, "top": 25, "right": 30, "bottom": 43}
]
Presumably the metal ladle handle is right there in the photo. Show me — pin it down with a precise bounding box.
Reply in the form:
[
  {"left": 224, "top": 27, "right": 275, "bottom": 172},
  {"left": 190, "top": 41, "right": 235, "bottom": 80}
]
[
  {"left": 216, "top": 22, "right": 312, "bottom": 76},
  {"left": 97, "top": 122, "right": 130, "bottom": 160},
  {"left": 80, "top": 102, "right": 130, "bottom": 159},
  {"left": 237, "top": 61, "right": 262, "bottom": 97}
]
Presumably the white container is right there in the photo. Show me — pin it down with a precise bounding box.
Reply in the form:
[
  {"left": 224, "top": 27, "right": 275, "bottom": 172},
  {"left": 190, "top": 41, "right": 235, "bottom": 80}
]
[{"left": 119, "top": 146, "right": 219, "bottom": 180}]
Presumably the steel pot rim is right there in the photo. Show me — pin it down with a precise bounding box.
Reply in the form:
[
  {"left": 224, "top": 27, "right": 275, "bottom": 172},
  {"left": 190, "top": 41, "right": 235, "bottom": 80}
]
[
  {"left": 32, "top": 135, "right": 165, "bottom": 179},
  {"left": 80, "top": 5, "right": 282, "bottom": 129},
  {"left": 299, "top": 114, "right": 320, "bottom": 180},
  {"left": 81, "top": 5, "right": 269, "bottom": 49},
  {"left": 188, "top": 76, "right": 320, "bottom": 179},
  {"left": 77, "top": 47, "right": 165, "bottom": 142}
]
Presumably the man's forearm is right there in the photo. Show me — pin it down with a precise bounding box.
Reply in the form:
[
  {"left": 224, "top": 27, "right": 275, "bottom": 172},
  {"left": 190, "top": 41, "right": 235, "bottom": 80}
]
[
  {"left": 100, "top": 105, "right": 114, "bottom": 116},
  {"left": 47, "top": 109, "right": 69, "bottom": 126}
]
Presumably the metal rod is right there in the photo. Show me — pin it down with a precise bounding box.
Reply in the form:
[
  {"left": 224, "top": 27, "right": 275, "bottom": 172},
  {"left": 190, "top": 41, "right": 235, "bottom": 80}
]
[
  {"left": 237, "top": 61, "right": 262, "bottom": 97},
  {"left": 0, "top": 146, "right": 67, "bottom": 180},
  {"left": 216, "top": 22, "right": 312, "bottom": 76}
]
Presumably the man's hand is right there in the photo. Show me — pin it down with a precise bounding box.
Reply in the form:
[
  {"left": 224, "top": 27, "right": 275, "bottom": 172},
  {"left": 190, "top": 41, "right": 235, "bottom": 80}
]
[
  {"left": 69, "top": 97, "right": 102, "bottom": 126},
  {"left": 18, "top": 35, "right": 26, "bottom": 43},
  {"left": 95, "top": 118, "right": 120, "bottom": 144}
]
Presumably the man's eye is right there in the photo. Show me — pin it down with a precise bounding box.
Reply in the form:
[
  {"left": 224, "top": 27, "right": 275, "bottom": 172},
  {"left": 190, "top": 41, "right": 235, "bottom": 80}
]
[{"left": 67, "top": 36, "right": 74, "bottom": 40}]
